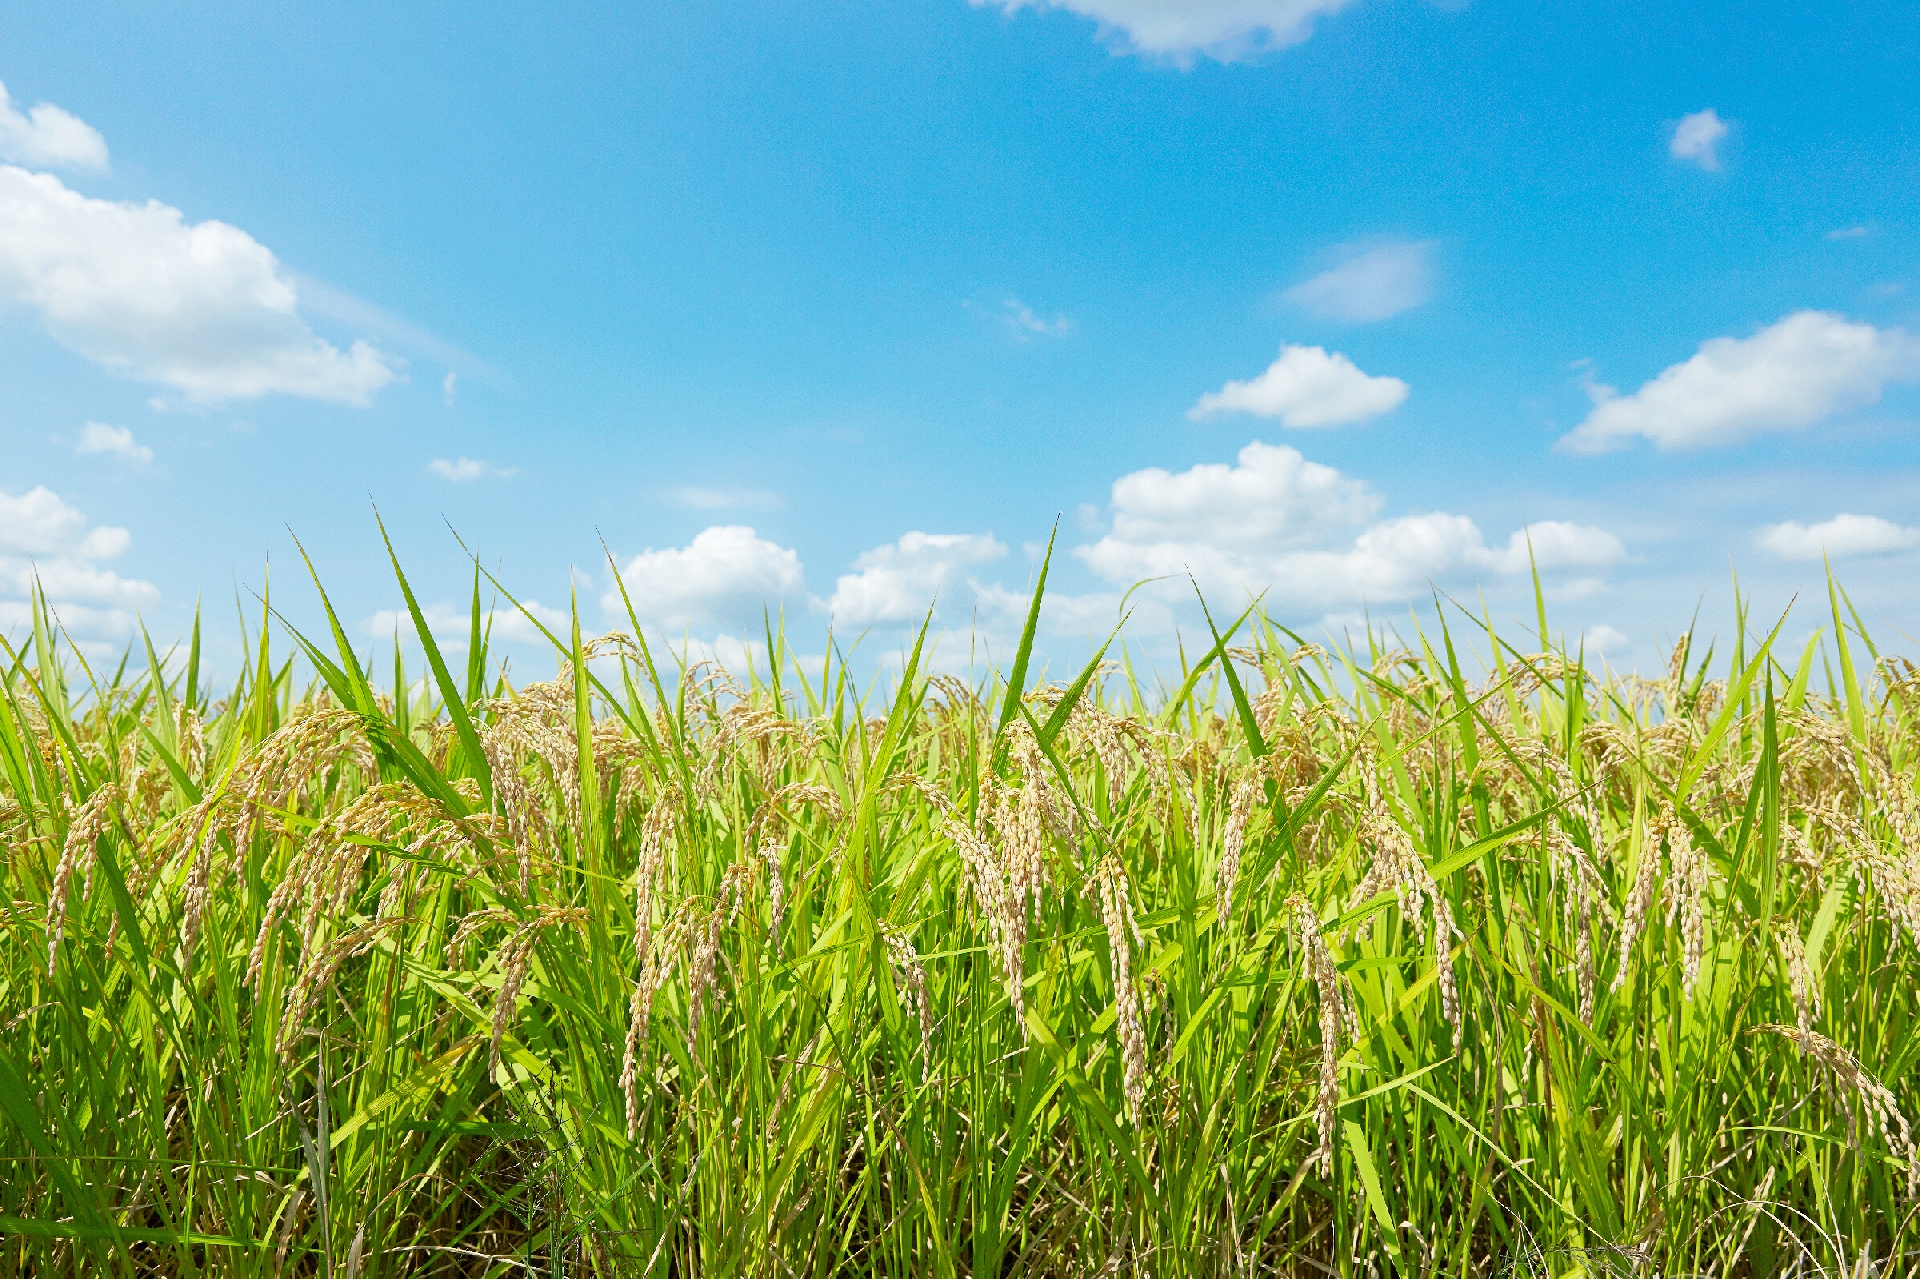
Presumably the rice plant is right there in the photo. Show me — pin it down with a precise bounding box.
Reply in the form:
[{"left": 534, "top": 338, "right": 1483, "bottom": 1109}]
[{"left": 1, "top": 539, "right": 1916, "bottom": 1276}]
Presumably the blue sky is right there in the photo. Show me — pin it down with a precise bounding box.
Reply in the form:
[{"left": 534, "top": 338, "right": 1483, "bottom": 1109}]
[{"left": 3, "top": 0, "right": 1918, "bottom": 678}]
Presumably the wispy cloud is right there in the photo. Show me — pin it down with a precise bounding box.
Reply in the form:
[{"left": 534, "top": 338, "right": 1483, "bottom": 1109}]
[
  {"left": 1827, "top": 226, "right": 1869, "bottom": 241},
  {"left": 1284, "top": 240, "right": 1435, "bottom": 323},
  {"left": 671, "top": 486, "right": 782, "bottom": 511},
  {"left": 293, "top": 272, "right": 494, "bottom": 383},
  {"left": 1002, "top": 298, "right": 1071, "bottom": 338},
  {"left": 442, "top": 371, "right": 458, "bottom": 406},
  {"left": 969, "top": 296, "right": 1072, "bottom": 339},
  {"left": 428, "top": 456, "right": 518, "bottom": 481}
]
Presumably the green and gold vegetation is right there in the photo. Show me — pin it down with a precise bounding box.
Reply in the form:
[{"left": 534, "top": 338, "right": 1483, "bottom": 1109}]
[{"left": 1, "top": 536, "right": 1916, "bottom": 1276}]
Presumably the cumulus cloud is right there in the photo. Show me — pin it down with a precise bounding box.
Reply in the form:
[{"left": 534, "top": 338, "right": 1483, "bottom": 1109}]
[
  {"left": 1757, "top": 514, "right": 1920, "bottom": 562},
  {"left": 0, "top": 81, "right": 107, "bottom": 173},
  {"left": 74, "top": 421, "right": 152, "bottom": 468},
  {"left": 1189, "top": 344, "right": 1408, "bottom": 427},
  {"left": 0, "top": 486, "right": 157, "bottom": 640},
  {"left": 1583, "top": 624, "right": 1629, "bottom": 654},
  {"left": 1560, "top": 311, "right": 1920, "bottom": 454},
  {"left": 1488, "top": 520, "right": 1629, "bottom": 574},
  {"left": 428, "top": 456, "right": 517, "bottom": 482},
  {"left": 0, "top": 166, "right": 398, "bottom": 404},
  {"left": 0, "top": 601, "right": 141, "bottom": 649},
  {"left": 602, "top": 526, "right": 805, "bottom": 633},
  {"left": 978, "top": 0, "right": 1354, "bottom": 61},
  {"left": 1076, "top": 442, "right": 1625, "bottom": 611},
  {"left": 1, "top": 487, "right": 131, "bottom": 562},
  {"left": 1093, "top": 440, "right": 1378, "bottom": 552},
  {"left": 824, "top": 532, "right": 1008, "bottom": 627},
  {"left": 1670, "top": 108, "right": 1729, "bottom": 170},
  {"left": 967, "top": 580, "right": 1180, "bottom": 645},
  {"left": 647, "top": 632, "right": 778, "bottom": 674},
  {"left": 1285, "top": 240, "right": 1435, "bottom": 322}
]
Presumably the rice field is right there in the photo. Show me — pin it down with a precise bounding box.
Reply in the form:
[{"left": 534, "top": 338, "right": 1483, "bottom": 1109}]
[{"left": 1, "top": 543, "right": 1916, "bottom": 1276}]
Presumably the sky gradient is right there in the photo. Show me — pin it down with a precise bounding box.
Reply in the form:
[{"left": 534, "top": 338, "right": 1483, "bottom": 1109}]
[{"left": 4, "top": 0, "right": 1918, "bottom": 679}]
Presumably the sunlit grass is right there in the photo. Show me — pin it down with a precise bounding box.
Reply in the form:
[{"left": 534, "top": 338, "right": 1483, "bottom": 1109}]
[{"left": 2, "top": 540, "right": 1916, "bottom": 1276}]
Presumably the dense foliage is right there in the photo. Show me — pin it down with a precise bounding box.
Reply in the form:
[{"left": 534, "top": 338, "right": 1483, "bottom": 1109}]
[{"left": 1, "top": 552, "right": 1916, "bottom": 1276}]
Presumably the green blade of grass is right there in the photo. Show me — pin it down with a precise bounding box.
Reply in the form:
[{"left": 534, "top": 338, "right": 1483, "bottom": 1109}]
[
  {"left": 1344, "top": 1118, "right": 1403, "bottom": 1266},
  {"left": 1194, "top": 582, "right": 1267, "bottom": 759},
  {"left": 377, "top": 513, "right": 493, "bottom": 804},
  {"left": 1034, "top": 615, "right": 1127, "bottom": 754},
  {"left": 993, "top": 520, "right": 1056, "bottom": 770}
]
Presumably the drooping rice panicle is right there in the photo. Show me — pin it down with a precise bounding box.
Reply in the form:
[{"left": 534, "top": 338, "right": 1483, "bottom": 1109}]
[{"left": 4, "top": 562, "right": 1916, "bottom": 1275}]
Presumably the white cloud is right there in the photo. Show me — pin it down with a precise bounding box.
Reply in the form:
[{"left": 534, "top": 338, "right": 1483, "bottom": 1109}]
[
  {"left": 1487, "top": 520, "right": 1628, "bottom": 574},
  {"left": 364, "top": 598, "right": 568, "bottom": 647},
  {"left": 1189, "top": 344, "right": 1408, "bottom": 427},
  {"left": 1827, "top": 226, "right": 1869, "bottom": 241},
  {"left": 0, "top": 487, "right": 129, "bottom": 560},
  {"left": 0, "top": 81, "right": 107, "bottom": 173},
  {"left": 1003, "top": 298, "right": 1071, "bottom": 338},
  {"left": 1560, "top": 311, "right": 1920, "bottom": 453},
  {"left": 979, "top": 0, "right": 1354, "bottom": 62},
  {"left": 1285, "top": 240, "right": 1435, "bottom": 322},
  {"left": 970, "top": 579, "right": 1179, "bottom": 642},
  {"left": 428, "top": 456, "right": 517, "bottom": 482},
  {"left": 1583, "top": 624, "right": 1629, "bottom": 654},
  {"left": 1077, "top": 442, "right": 1625, "bottom": 611},
  {"left": 291, "top": 273, "right": 487, "bottom": 375},
  {"left": 74, "top": 421, "right": 152, "bottom": 468},
  {"left": 7, "top": 556, "right": 148, "bottom": 606},
  {"left": 1094, "top": 440, "right": 1379, "bottom": 552},
  {"left": 825, "top": 532, "right": 1008, "bottom": 627},
  {"left": 646, "top": 631, "right": 772, "bottom": 674},
  {"left": 1670, "top": 108, "right": 1729, "bottom": 170},
  {"left": 0, "top": 599, "right": 141, "bottom": 643},
  {"left": 0, "top": 487, "right": 157, "bottom": 642},
  {"left": 1757, "top": 514, "right": 1920, "bottom": 562},
  {"left": 1549, "top": 577, "right": 1610, "bottom": 603},
  {"left": 0, "top": 165, "right": 398, "bottom": 404},
  {"left": 671, "top": 485, "right": 782, "bottom": 511},
  {"left": 442, "top": 371, "right": 458, "bottom": 405},
  {"left": 602, "top": 526, "right": 805, "bottom": 633}
]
